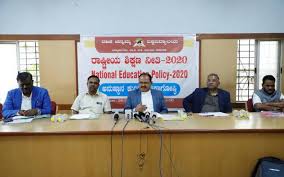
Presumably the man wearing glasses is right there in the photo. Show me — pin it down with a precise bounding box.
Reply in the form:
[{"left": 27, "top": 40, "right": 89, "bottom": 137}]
[
  {"left": 2, "top": 72, "right": 51, "bottom": 119},
  {"left": 183, "top": 73, "right": 232, "bottom": 113},
  {"left": 71, "top": 75, "right": 111, "bottom": 114},
  {"left": 124, "top": 72, "right": 168, "bottom": 113}
]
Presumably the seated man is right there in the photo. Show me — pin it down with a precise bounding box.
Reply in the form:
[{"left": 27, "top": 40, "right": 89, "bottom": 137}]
[
  {"left": 253, "top": 75, "right": 284, "bottom": 112},
  {"left": 124, "top": 72, "right": 168, "bottom": 113},
  {"left": 3, "top": 72, "right": 51, "bottom": 119},
  {"left": 71, "top": 75, "right": 111, "bottom": 114},
  {"left": 183, "top": 73, "right": 232, "bottom": 113}
]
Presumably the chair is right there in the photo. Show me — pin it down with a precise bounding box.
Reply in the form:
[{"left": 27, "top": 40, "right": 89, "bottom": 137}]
[
  {"left": 246, "top": 98, "right": 254, "bottom": 112},
  {"left": 51, "top": 101, "right": 57, "bottom": 115},
  {"left": 0, "top": 103, "right": 2, "bottom": 119}
]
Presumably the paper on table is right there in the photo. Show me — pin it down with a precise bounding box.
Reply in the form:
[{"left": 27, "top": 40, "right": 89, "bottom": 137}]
[
  {"left": 70, "top": 114, "right": 91, "bottom": 119},
  {"left": 33, "top": 114, "right": 51, "bottom": 119},
  {"left": 198, "top": 112, "right": 229, "bottom": 117},
  {"left": 69, "top": 114, "right": 100, "bottom": 120},
  {"left": 7, "top": 118, "right": 34, "bottom": 124},
  {"left": 160, "top": 114, "right": 186, "bottom": 121},
  {"left": 12, "top": 116, "right": 31, "bottom": 120},
  {"left": 261, "top": 111, "right": 284, "bottom": 117},
  {"left": 12, "top": 114, "right": 51, "bottom": 120}
]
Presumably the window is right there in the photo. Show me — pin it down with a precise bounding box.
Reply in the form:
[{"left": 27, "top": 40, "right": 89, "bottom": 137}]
[
  {"left": 18, "top": 41, "right": 40, "bottom": 86},
  {"left": 0, "top": 42, "right": 18, "bottom": 103},
  {"left": 0, "top": 41, "right": 40, "bottom": 103},
  {"left": 236, "top": 39, "right": 255, "bottom": 101},
  {"left": 256, "top": 41, "right": 280, "bottom": 90},
  {"left": 236, "top": 39, "right": 282, "bottom": 102}
]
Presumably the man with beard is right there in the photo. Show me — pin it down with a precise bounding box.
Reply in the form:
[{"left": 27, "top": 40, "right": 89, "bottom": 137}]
[
  {"left": 124, "top": 72, "right": 168, "bottom": 113},
  {"left": 183, "top": 73, "right": 232, "bottom": 113},
  {"left": 2, "top": 72, "right": 51, "bottom": 119},
  {"left": 71, "top": 75, "right": 111, "bottom": 114},
  {"left": 253, "top": 75, "right": 284, "bottom": 112}
]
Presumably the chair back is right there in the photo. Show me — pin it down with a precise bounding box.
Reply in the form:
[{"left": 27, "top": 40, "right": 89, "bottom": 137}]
[
  {"left": 51, "top": 101, "right": 57, "bottom": 115},
  {"left": 0, "top": 103, "right": 2, "bottom": 119},
  {"left": 246, "top": 98, "right": 254, "bottom": 112}
]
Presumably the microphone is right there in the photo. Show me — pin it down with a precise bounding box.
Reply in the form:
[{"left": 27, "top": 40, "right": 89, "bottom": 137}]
[
  {"left": 124, "top": 109, "right": 132, "bottom": 120},
  {"left": 139, "top": 112, "right": 146, "bottom": 122},
  {"left": 133, "top": 111, "right": 157, "bottom": 124},
  {"left": 113, "top": 111, "right": 119, "bottom": 122},
  {"left": 133, "top": 112, "right": 143, "bottom": 122},
  {"left": 150, "top": 112, "right": 157, "bottom": 124},
  {"left": 144, "top": 112, "right": 151, "bottom": 123},
  {"left": 150, "top": 112, "right": 157, "bottom": 119}
]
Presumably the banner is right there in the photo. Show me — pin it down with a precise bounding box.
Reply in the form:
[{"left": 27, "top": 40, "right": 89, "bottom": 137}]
[{"left": 77, "top": 34, "right": 199, "bottom": 109}]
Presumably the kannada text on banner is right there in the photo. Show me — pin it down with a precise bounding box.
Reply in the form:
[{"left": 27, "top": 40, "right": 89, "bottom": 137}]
[{"left": 78, "top": 35, "right": 199, "bottom": 108}]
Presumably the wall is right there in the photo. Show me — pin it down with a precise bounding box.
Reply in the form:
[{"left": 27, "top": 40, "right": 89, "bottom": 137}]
[
  {"left": 0, "top": 0, "right": 283, "bottom": 34},
  {"left": 282, "top": 43, "right": 284, "bottom": 91},
  {"left": 39, "top": 40, "right": 77, "bottom": 104},
  {"left": 201, "top": 39, "right": 237, "bottom": 101},
  {"left": 38, "top": 39, "right": 238, "bottom": 104},
  {"left": 38, "top": 39, "right": 284, "bottom": 105},
  {"left": 1, "top": 0, "right": 283, "bottom": 105}
]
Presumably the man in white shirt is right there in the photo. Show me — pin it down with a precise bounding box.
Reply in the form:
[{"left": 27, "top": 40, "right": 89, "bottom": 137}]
[
  {"left": 253, "top": 75, "right": 284, "bottom": 112},
  {"left": 124, "top": 72, "right": 168, "bottom": 113},
  {"left": 71, "top": 75, "right": 111, "bottom": 114}
]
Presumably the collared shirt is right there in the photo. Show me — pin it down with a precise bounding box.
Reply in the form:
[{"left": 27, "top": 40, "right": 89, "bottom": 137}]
[
  {"left": 71, "top": 92, "right": 111, "bottom": 114},
  {"left": 201, "top": 94, "right": 220, "bottom": 113},
  {"left": 141, "top": 90, "right": 154, "bottom": 112},
  {"left": 21, "top": 93, "right": 32, "bottom": 111}
]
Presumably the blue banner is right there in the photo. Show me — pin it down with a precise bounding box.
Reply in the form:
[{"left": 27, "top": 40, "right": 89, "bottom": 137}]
[{"left": 99, "top": 83, "right": 180, "bottom": 97}]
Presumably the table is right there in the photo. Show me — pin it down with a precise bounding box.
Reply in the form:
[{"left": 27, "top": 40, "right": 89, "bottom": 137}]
[{"left": 0, "top": 113, "right": 284, "bottom": 177}]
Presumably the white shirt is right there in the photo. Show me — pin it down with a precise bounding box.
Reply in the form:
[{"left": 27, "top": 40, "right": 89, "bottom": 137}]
[
  {"left": 71, "top": 92, "right": 111, "bottom": 114},
  {"left": 141, "top": 91, "right": 154, "bottom": 112},
  {"left": 21, "top": 93, "right": 32, "bottom": 111},
  {"left": 252, "top": 93, "right": 284, "bottom": 106}
]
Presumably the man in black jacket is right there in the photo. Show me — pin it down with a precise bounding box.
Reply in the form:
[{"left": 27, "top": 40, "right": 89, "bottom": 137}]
[{"left": 183, "top": 73, "right": 232, "bottom": 113}]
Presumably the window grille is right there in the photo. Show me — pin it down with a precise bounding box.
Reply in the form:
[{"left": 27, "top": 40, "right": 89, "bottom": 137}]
[
  {"left": 18, "top": 41, "right": 40, "bottom": 86},
  {"left": 236, "top": 39, "right": 255, "bottom": 101}
]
